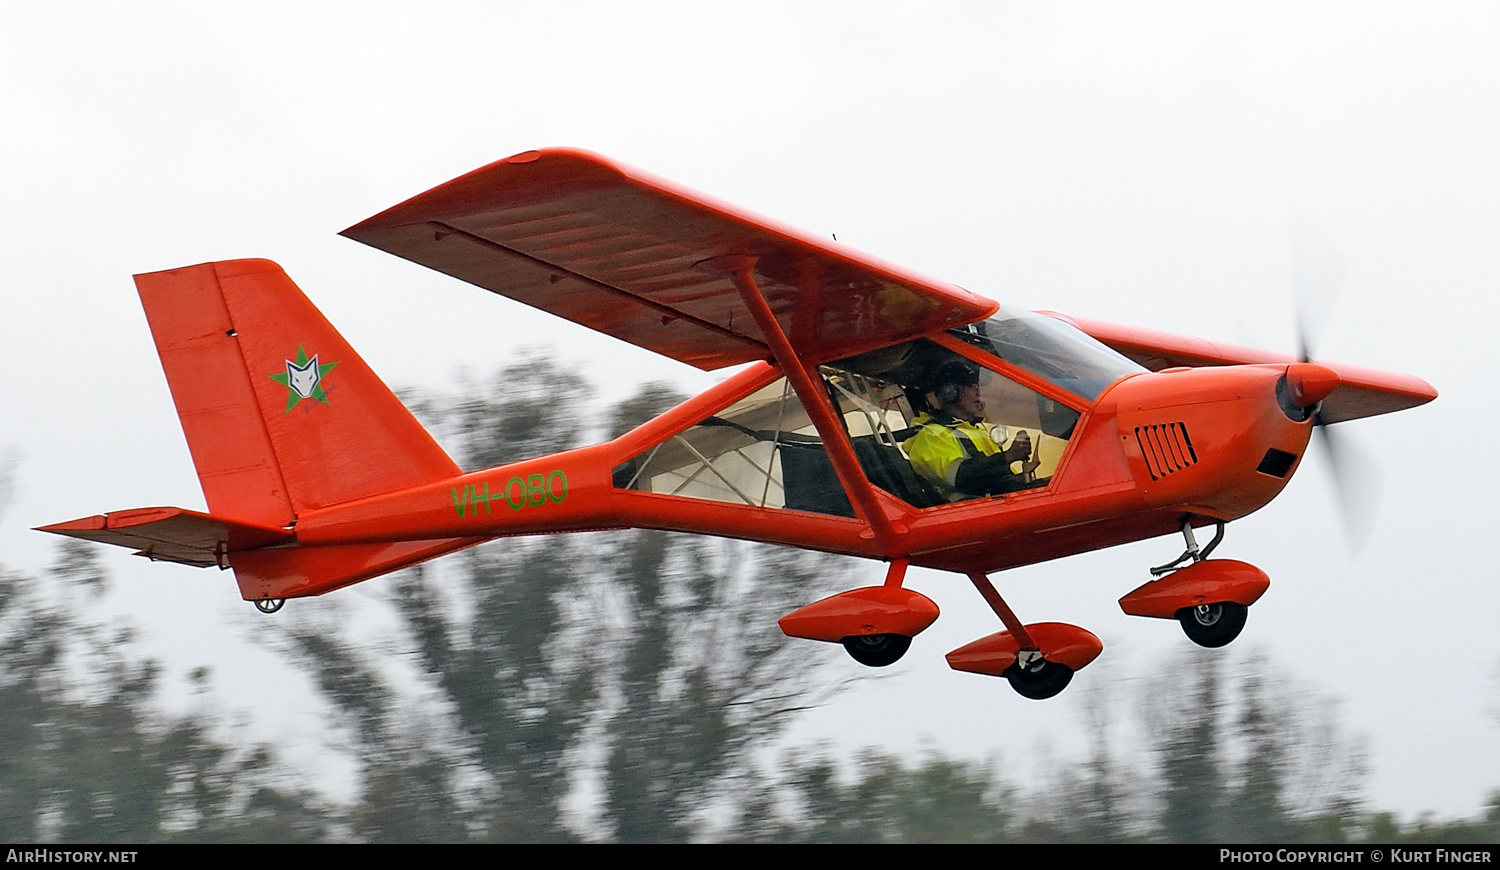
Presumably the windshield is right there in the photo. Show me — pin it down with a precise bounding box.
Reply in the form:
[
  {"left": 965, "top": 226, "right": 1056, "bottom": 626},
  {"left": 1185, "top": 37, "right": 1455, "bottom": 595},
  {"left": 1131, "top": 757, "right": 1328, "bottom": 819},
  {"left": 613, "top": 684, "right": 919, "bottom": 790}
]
[{"left": 950, "top": 309, "right": 1144, "bottom": 401}]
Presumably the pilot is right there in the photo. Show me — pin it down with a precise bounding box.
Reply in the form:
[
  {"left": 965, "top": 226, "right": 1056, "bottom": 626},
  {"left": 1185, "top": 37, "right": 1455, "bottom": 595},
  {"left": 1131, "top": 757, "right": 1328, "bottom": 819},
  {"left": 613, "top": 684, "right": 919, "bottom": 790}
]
[{"left": 905, "top": 361, "right": 1038, "bottom": 501}]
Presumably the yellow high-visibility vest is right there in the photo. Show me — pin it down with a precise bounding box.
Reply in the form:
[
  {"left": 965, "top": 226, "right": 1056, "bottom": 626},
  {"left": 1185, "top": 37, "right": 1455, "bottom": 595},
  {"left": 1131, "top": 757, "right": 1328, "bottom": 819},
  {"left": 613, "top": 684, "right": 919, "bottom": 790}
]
[{"left": 905, "top": 415, "right": 1002, "bottom": 500}]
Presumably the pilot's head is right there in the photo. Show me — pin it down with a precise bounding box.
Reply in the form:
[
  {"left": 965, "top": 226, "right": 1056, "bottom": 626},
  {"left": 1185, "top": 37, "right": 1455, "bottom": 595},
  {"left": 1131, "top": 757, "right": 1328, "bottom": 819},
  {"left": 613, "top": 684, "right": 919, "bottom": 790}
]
[{"left": 928, "top": 361, "right": 986, "bottom": 422}]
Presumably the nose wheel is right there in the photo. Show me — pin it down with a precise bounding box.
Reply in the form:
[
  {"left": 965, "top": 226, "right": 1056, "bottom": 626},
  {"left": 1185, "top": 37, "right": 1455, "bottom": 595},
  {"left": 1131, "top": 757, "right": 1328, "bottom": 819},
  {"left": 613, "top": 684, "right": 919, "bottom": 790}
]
[{"left": 1176, "top": 601, "right": 1247, "bottom": 648}]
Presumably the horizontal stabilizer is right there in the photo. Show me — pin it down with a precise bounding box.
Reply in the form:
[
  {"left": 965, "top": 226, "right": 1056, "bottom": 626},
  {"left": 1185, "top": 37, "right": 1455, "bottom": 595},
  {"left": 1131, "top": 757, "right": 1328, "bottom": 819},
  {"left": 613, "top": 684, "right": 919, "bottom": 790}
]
[
  {"left": 37, "top": 507, "right": 292, "bottom": 569},
  {"left": 1049, "top": 314, "right": 1438, "bottom": 424},
  {"left": 38, "top": 509, "right": 486, "bottom": 600}
]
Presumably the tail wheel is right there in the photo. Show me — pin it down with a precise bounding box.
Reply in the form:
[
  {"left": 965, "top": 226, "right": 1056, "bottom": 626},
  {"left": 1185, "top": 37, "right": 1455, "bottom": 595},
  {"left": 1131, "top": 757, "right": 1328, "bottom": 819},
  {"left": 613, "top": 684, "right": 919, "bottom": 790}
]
[
  {"left": 1176, "top": 601, "right": 1247, "bottom": 648},
  {"left": 841, "top": 633, "right": 911, "bottom": 667},
  {"left": 254, "top": 598, "right": 286, "bottom": 614},
  {"left": 1004, "top": 657, "right": 1074, "bottom": 700}
]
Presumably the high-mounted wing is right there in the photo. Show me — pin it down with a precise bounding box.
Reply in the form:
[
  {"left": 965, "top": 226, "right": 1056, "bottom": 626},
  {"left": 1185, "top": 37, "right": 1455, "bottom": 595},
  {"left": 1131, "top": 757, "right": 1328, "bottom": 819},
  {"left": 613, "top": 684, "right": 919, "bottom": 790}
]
[
  {"left": 342, "top": 149, "right": 997, "bottom": 371},
  {"left": 1049, "top": 314, "right": 1437, "bottom": 424}
]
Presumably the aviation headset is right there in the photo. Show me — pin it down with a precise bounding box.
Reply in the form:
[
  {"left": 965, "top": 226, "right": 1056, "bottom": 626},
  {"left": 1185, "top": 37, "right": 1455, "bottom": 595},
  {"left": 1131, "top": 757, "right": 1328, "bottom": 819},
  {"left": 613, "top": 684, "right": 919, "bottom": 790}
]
[{"left": 931, "top": 361, "right": 981, "bottom": 405}]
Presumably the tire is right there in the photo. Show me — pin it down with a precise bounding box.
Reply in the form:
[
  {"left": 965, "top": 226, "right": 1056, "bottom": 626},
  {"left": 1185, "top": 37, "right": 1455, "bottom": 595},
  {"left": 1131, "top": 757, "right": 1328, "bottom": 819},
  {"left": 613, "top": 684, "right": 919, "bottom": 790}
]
[
  {"left": 1004, "top": 658, "right": 1074, "bottom": 700},
  {"left": 841, "top": 633, "right": 912, "bottom": 667},
  {"left": 1176, "top": 601, "right": 1248, "bottom": 648}
]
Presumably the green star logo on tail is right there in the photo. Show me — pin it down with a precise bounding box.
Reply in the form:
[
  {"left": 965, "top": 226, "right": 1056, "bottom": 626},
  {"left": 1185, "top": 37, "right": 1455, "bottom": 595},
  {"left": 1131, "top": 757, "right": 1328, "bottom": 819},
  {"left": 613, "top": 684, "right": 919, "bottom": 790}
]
[{"left": 269, "top": 345, "right": 339, "bottom": 413}]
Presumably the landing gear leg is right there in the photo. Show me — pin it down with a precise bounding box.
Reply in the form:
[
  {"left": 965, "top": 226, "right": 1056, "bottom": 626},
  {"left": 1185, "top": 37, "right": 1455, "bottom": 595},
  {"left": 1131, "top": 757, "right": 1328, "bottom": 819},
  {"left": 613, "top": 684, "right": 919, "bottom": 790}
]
[
  {"left": 1151, "top": 517, "right": 1225, "bottom": 576},
  {"left": 967, "top": 573, "right": 1075, "bottom": 700},
  {"left": 967, "top": 572, "right": 1036, "bottom": 647}
]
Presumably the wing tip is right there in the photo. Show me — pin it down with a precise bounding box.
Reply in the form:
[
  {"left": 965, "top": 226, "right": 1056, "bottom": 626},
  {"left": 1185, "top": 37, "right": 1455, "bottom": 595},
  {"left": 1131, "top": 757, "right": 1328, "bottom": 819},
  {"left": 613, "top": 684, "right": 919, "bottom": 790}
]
[
  {"left": 35, "top": 514, "right": 107, "bottom": 534},
  {"left": 340, "top": 146, "right": 624, "bottom": 239}
]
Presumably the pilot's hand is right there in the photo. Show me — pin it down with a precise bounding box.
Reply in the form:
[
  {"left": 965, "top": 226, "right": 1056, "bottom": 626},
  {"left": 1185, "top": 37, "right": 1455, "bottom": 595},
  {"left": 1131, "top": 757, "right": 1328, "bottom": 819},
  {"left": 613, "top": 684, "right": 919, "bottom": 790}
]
[{"left": 1004, "top": 430, "right": 1032, "bottom": 464}]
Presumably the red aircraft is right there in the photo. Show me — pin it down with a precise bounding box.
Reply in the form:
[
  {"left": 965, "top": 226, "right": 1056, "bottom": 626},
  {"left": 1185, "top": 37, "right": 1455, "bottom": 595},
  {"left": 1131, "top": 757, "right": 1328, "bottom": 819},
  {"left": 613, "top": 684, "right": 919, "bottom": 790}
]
[{"left": 39, "top": 149, "right": 1436, "bottom": 700}]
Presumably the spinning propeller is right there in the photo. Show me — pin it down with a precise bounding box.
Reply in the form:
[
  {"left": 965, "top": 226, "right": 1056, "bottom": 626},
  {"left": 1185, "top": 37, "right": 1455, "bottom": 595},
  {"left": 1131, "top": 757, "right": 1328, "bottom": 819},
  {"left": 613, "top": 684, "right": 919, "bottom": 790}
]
[{"left": 1290, "top": 212, "right": 1381, "bottom": 553}]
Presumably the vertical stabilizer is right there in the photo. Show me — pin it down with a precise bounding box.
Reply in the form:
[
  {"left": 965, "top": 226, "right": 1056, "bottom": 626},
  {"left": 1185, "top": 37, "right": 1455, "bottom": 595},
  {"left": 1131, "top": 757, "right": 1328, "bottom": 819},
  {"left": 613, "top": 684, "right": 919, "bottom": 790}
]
[{"left": 136, "top": 259, "right": 460, "bottom": 523}]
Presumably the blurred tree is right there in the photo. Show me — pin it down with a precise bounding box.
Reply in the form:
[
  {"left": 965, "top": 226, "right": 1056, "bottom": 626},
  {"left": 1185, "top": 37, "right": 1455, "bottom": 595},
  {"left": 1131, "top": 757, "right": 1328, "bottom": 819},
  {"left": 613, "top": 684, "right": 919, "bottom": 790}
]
[
  {"left": 744, "top": 750, "right": 1016, "bottom": 843},
  {"left": 0, "top": 542, "right": 328, "bottom": 842},
  {"left": 291, "top": 358, "right": 853, "bottom": 841},
  {"left": 600, "top": 536, "right": 846, "bottom": 841},
  {"left": 8, "top": 365, "right": 1491, "bottom": 842},
  {"left": 1150, "top": 654, "right": 1227, "bottom": 842},
  {"left": 1359, "top": 792, "right": 1500, "bottom": 843},
  {"left": 0, "top": 444, "right": 18, "bottom": 528},
  {"left": 1141, "top": 648, "right": 1372, "bottom": 844},
  {"left": 1223, "top": 673, "right": 1299, "bottom": 841},
  {"left": 1022, "top": 676, "right": 1149, "bottom": 843}
]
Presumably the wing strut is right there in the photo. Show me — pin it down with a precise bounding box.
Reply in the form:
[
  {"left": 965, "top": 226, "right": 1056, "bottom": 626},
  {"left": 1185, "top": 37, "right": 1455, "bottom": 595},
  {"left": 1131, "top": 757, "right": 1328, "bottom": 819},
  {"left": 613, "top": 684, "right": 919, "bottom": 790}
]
[{"left": 719, "top": 256, "right": 904, "bottom": 551}]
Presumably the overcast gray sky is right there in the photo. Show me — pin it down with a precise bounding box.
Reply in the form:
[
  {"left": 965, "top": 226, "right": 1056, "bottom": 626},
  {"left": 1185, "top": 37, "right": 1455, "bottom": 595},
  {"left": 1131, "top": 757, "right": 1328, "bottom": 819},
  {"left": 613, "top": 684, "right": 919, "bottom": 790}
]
[{"left": 2, "top": 2, "right": 1497, "bottom": 819}]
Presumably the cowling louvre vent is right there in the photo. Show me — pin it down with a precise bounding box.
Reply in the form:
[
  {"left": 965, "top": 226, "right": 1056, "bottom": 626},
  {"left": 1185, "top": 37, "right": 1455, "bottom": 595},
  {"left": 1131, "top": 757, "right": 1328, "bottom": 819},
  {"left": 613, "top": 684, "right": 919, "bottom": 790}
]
[{"left": 1135, "top": 423, "right": 1197, "bottom": 481}]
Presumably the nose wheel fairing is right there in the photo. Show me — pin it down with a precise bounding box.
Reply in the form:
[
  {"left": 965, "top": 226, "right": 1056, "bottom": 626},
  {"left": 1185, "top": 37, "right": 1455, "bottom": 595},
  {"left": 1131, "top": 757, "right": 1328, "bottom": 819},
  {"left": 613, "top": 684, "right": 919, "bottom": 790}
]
[
  {"left": 1120, "top": 519, "right": 1270, "bottom": 648},
  {"left": 1119, "top": 558, "right": 1270, "bottom": 619}
]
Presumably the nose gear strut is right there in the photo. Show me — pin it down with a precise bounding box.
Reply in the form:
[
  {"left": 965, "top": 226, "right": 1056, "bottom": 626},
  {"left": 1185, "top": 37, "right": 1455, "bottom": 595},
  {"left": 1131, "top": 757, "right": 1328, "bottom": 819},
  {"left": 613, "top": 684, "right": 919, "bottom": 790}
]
[
  {"left": 1122, "top": 517, "right": 1265, "bottom": 649},
  {"left": 1150, "top": 517, "right": 1226, "bottom": 576}
]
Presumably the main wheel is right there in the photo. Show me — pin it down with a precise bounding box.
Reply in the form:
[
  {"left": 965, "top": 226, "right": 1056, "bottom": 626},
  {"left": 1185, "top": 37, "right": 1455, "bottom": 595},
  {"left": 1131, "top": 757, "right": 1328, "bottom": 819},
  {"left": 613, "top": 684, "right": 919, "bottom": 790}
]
[
  {"left": 841, "top": 633, "right": 911, "bottom": 667},
  {"left": 1004, "top": 658, "right": 1074, "bottom": 700},
  {"left": 1176, "top": 601, "right": 1247, "bottom": 648}
]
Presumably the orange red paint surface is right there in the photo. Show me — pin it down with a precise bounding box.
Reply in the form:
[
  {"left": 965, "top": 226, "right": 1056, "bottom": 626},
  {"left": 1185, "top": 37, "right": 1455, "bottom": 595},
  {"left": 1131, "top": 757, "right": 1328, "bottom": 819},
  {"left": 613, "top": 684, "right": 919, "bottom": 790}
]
[{"left": 38, "top": 149, "right": 1437, "bottom": 698}]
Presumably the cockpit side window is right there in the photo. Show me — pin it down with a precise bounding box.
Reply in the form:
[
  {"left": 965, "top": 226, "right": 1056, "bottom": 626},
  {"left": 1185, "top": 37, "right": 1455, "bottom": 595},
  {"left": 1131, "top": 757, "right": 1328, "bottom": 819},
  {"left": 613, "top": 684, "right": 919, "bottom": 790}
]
[
  {"left": 614, "top": 325, "right": 1098, "bottom": 514},
  {"left": 612, "top": 377, "right": 857, "bottom": 517},
  {"left": 828, "top": 340, "right": 1081, "bottom": 505}
]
